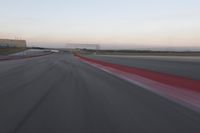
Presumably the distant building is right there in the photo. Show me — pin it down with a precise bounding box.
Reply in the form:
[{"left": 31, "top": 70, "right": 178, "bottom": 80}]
[
  {"left": 66, "top": 43, "right": 100, "bottom": 50},
  {"left": 0, "top": 39, "right": 26, "bottom": 48}
]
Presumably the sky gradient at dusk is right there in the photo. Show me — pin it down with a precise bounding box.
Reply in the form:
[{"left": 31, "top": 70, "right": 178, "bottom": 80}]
[{"left": 0, "top": 0, "right": 200, "bottom": 49}]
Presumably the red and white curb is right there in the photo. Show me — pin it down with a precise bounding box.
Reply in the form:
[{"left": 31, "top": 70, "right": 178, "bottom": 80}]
[{"left": 76, "top": 55, "right": 200, "bottom": 113}]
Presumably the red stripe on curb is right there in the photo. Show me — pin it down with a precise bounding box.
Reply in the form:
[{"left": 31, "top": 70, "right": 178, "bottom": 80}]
[
  {"left": 78, "top": 57, "right": 200, "bottom": 112},
  {"left": 75, "top": 54, "right": 200, "bottom": 92}
]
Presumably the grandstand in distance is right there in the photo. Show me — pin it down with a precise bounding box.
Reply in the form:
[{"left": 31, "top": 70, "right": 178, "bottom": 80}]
[
  {"left": 0, "top": 39, "right": 27, "bottom": 48},
  {"left": 66, "top": 43, "right": 100, "bottom": 50}
]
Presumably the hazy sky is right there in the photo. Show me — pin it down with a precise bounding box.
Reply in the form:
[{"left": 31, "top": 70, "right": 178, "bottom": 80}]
[{"left": 0, "top": 0, "right": 200, "bottom": 49}]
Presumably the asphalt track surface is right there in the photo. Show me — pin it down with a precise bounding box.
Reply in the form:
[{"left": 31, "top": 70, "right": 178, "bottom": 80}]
[
  {"left": 0, "top": 53, "right": 200, "bottom": 133},
  {"left": 89, "top": 55, "right": 200, "bottom": 80}
]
